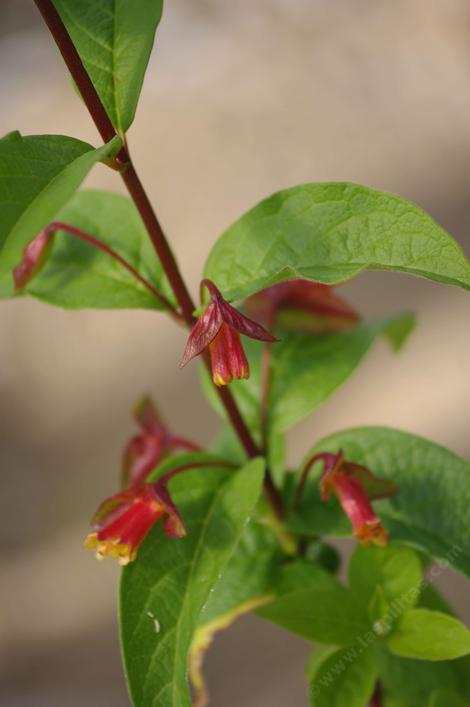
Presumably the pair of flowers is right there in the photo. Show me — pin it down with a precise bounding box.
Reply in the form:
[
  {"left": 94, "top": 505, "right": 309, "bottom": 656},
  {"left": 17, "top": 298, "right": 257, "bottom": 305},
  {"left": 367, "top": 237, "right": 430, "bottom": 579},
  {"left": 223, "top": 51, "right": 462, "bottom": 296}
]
[
  {"left": 85, "top": 402, "right": 396, "bottom": 563},
  {"left": 85, "top": 279, "right": 394, "bottom": 564}
]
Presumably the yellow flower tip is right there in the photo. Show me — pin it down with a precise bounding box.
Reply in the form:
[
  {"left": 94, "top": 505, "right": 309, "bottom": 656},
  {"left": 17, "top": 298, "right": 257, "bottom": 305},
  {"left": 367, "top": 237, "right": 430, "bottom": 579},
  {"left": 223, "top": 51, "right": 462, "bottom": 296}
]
[
  {"left": 239, "top": 365, "right": 249, "bottom": 380},
  {"left": 213, "top": 372, "right": 230, "bottom": 386},
  {"left": 84, "top": 533, "right": 134, "bottom": 564},
  {"left": 356, "top": 520, "right": 389, "bottom": 547},
  {"left": 84, "top": 532, "right": 98, "bottom": 550}
]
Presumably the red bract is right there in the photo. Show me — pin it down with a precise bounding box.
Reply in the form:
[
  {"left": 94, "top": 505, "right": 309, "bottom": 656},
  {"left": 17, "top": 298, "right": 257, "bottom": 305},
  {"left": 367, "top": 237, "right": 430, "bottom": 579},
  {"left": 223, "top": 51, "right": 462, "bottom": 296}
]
[
  {"left": 179, "top": 279, "right": 277, "bottom": 386},
  {"left": 122, "top": 396, "right": 200, "bottom": 487},
  {"left": 299, "top": 450, "right": 398, "bottom": 546},
  {"left": 245, "top": 279, "right": 360, "bottom": 333},
  {"left": 84, "top": 480, "right": 186, "bottom": 565}
]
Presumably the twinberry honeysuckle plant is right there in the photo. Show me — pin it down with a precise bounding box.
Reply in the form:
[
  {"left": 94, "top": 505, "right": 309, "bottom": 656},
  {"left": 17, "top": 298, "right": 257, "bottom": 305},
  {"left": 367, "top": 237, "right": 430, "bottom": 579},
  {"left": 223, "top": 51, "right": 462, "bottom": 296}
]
[{"left": 3, "top": 3, "right": 470, "bottom": 706}]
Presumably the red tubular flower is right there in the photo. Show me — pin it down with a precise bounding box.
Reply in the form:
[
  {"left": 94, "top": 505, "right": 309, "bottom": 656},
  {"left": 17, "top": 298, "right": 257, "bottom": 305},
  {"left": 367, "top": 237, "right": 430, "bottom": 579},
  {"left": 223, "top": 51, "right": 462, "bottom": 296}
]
[
  {"left": 85, "top": 396, "right": 199, "bottom": 563},
  {"left": 298, "top": 450, "right": 398, "bottom": 546},
  {"left": 122, "top": 396, "right": 200, "bottom": 487},
  {"left": 179, "top": 279, "right": 277, "bottom": 386},
  {"left": 244, "top": 279, "right": 360, "bottom": 333},
  {"left": 84, "top": 478, "right": 186, "bottom": 565}
]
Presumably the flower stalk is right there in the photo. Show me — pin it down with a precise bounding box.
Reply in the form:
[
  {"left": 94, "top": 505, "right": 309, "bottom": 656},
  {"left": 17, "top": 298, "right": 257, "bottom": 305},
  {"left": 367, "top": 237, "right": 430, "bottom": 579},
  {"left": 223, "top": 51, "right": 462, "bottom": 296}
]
[{"left": 15, "top": 221, "right": 179, "bottom": 315}]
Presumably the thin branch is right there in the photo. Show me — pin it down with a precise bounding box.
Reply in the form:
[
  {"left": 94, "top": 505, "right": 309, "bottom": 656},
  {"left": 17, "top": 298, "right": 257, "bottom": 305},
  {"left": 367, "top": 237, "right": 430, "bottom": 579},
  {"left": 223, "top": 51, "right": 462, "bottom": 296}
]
[
  {"left": 33, "top": 0, "right": 285, "bottom": 520},
  {"left": 294, "top": 453, "right": 325, "bottom": 507},
  {"left": 44, "top": 221, "right": 180, "bottom": 315},
  {"left": 33, "top": 0, "right": 195, "bottom": 324}
]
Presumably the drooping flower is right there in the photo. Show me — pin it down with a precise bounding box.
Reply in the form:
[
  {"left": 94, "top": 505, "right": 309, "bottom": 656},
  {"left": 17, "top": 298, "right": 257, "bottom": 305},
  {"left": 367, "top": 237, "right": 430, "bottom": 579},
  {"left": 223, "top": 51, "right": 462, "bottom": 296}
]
[
  {"left": 244, "top": 279, "right": 360, "bottom": 333},
  {"left": 122, "top": 395, "right": 200, "bottom": 487},
  {"left": 297, "top": 450, "right": 398, "bottom": 546},
  {"left": 85, "top": 396, "right": 199, "bottom": 563},
  {"left": 179, "top": 279, "right": 277, "bottom": 386},
  {"left": 84, "top": 478, "right": 186, "bottom": 565}
]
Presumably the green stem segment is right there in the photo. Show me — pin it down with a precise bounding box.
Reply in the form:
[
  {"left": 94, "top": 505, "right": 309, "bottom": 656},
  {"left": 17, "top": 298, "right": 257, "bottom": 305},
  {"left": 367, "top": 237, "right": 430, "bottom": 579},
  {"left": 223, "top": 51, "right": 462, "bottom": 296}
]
[{"left": 33, "top": 0, "right": 284, "bottom": 520}]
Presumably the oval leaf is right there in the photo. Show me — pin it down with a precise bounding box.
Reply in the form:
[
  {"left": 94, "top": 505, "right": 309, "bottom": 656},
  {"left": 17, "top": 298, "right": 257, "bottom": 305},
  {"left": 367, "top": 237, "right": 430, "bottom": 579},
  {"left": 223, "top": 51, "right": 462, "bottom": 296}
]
[
  {"left": 309, "top": 645, "right": 377, "bottom": 707},
  {"left": 119, "top": 459, "right": 264, "bottom": 707},
  {"left": 387, "top": 609, "right": 470, "bottom": 661},
  {"left": 189, "top": 519, "right": 282, "bottom": 705},
  {"left": 290, "top": 427, "right": 470, "bottom": 578},
  {"left": 204, "top": 183, "right": 470, "bottom": 301},
  {"left": 377, "top": 648, "right": 463, "bottom": 706},
  {"left": 428, "top": 689, "right": 469, "bottom": 707},
  {"left": 256, "top": 582, "right": 370, "bottom": 645},
  {"left": 23, "top": 190, "right": 175, "bottom": 310},
  {"left": 54, "top": 0, "right": 163, "bottom": 132},
  {"left": 0, "top": 131, "right": 120, "bottom": 288},
  {"left": 348, "top": 544, "right": 423, "bottom": 616}
]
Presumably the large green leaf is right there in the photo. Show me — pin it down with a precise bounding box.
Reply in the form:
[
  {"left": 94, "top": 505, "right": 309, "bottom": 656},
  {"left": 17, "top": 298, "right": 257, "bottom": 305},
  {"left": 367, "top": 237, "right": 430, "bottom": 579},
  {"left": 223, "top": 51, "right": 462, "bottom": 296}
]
[
  {"left": 308, "top": 645, "right": 377, "bottom": 707},
  {"left": 277, "top": 559, "right": 345, "bottom": 595},
  {"left": 428, "top": 690, "right": 469, "bottom": 707},
  {"left": 204, "top": 182, "right": 470, "bottom": 301},
  {"left": 348, "top": 544, "right": 422, "bottom": 620},
  {"left": 198, "top": 520, "right": 282, "bottom": 627},
  {"left": 387, "top": 609, "right": 470, "bottom": 661},
  {"left": 256, "top": 581, "right": 370, "bottom": 645},
  {"left": 119, "top": 459, "right": 264, "bottom": 707},
  {"left": 201, "top": 313, "right": 414, "bottom": 434},
  {"left": 289, "top": 427, "right": 470, "bottom": 578},
  {"left": 0, "top": 131, "right": 120, "bottom": 288},
  {"left": 188, "top": 518, "right": 282, "bottom": 704},
  {"left": 377, "top": 648, "right": 464, "bottom": 707},
  {"left": 22, "top": 190, "right": 175, "bottom": 310},
  {"left": 53, "top": 0, "right": 163, "bottom": 133}
]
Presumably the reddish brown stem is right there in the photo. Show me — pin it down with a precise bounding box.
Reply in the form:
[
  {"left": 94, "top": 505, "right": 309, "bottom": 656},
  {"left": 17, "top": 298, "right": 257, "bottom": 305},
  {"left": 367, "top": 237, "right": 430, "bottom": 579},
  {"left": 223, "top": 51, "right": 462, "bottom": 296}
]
[
  {"left": 294, "top": 453, "right": 327, "bottom": 507},
  {"left": 369, "top": 682, "right": 383, "bottom": 707},
  {"left": 33, "top": 0, "right": 285, "bottom": 520},
  {"left": 33, "top": 0, "right": 195, "bottom": 324},
  {"left": 44, "top": 222, "right": 179, "bottom": 314}
]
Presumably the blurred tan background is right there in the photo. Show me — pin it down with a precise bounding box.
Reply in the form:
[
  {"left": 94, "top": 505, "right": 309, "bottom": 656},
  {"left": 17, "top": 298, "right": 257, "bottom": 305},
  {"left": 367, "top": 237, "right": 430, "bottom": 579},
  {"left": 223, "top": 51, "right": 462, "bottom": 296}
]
[{"left": 1, "top": 1, "right": 470, "bottom": 705}]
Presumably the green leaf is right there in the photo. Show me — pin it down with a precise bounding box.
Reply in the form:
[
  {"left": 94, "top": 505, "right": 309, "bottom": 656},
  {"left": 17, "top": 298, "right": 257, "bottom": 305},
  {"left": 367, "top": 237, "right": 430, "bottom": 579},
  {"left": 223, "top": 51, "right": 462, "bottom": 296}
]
[
  {"left": 201, "top": 313, "right": 414, "bottom": 435},
  {"left": 119, "top": 459, "right": 264, "bottom": 707},
  {"left": 349, "top": 544, "right": 423, "bottom": 621},
  {"left": 418, "top": 584, "right": 454, "bottom": 615},
  {"left": 377, "top": 648, "right": 463, "bottom": 707},
  {"left": 53, "top": 0, "right": 163, "bottom": 133},
  {"left": 278, "top": 559, "right": 343, "bottom": 594},
  {"left": 0, "top": 132, "right": 120, "bottom": 289},
  {"left": 22, "top": 190, "right": 175, "bottom": 310},
  {"left": 308, "top": 645, "right": 377, "bottom": 707},
  {"left": 428, "top": 689, "right": 469, "bottom": 707},
  {"left": 204, "top": 182, "right": 470, "bottom": 301},
  {"left": 418, "top": 586, "right": 470, "bottom": 699},
  {"left": 256, "top": 580, "right": 370, "bottom": 645},
  {"left": 266, "top": 314, "right": 414, "bottom": 433},
  {"left": 290, "top": 427, "right": 470, "bottom": 578},
  {"left": 387, "top": 609, "right": 470, "bottom": 661},
  {"left": 198, "top": 519, "right": 282, "bottom": 627},
  {"left": 188, "top": 517, "right": 282, "bottom": 703},
  {"left": 210, "top": 425, "right": 246, "bottom": 466}
]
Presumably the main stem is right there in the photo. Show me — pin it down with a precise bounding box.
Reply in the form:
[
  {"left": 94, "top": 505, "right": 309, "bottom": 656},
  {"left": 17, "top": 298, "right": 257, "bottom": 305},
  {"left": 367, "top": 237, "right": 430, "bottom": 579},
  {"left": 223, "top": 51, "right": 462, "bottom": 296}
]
[{"left": 34, "top": 0, "right": 284, "bottom": 519}]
